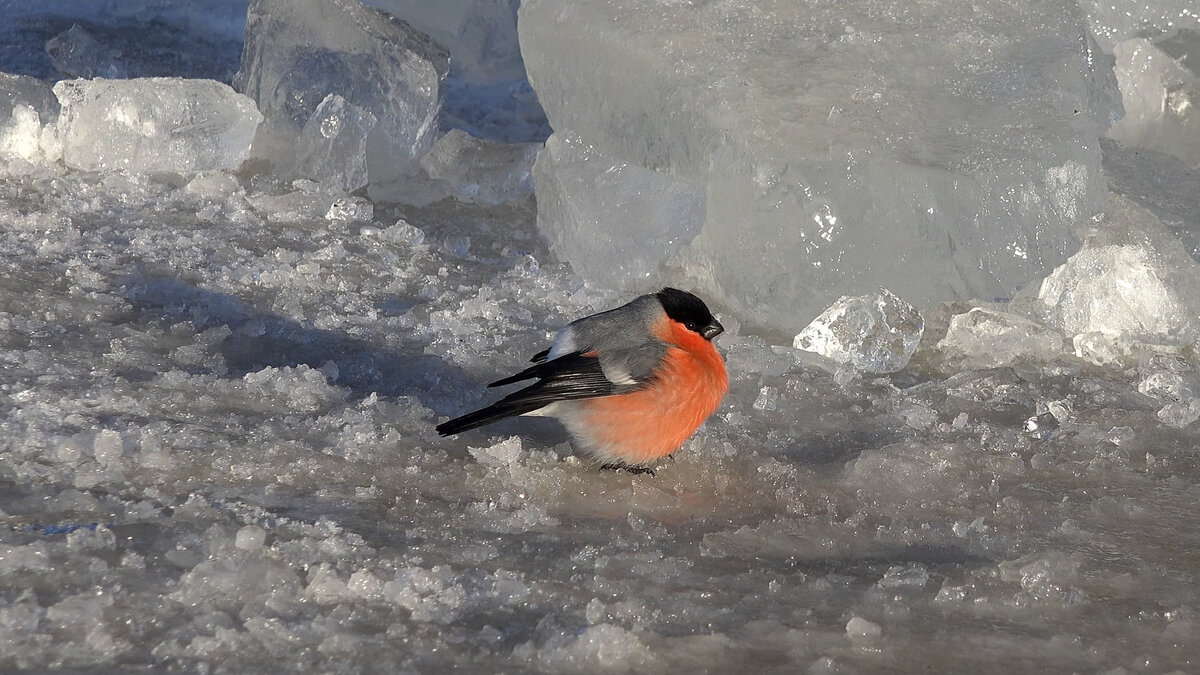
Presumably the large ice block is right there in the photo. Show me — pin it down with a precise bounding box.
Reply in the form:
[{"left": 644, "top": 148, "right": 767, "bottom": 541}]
[
  {"left": 520, "top": 0, "right": 1113, "bottom": 335},
  {"left": 1037, "top": 194, "right": 1200, "bottom": 343},
  {"left": 1106, "top": 32, "right": 1200, "bottom": 167},
  {"left": 234, "top": 0, "right": 449, "bottom": 189},
  {"left": 54, "top": 77, "right": 261, "bottom": 174},
  {"left": 0, "top": 73, "right": 61, "bottom": 169}
]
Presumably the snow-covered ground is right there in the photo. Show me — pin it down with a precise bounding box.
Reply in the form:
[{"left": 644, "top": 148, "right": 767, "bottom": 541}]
[{"left": 1, "top": 0, "right": 1199, "bottom": 672}]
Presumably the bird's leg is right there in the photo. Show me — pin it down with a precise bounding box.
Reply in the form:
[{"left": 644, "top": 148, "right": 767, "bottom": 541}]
[{"left": 599, "top": 463, "right": 656, "bottom": 476}]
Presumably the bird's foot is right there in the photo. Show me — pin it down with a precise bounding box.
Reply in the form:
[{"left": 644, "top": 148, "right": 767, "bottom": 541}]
[{"left": 600, "top": 463, "right": 656, "bottom": 476}]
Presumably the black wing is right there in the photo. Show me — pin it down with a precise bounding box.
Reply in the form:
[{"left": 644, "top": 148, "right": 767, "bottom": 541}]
[{"left": 435, "top": 352, "right": 623, "bottom": 436}]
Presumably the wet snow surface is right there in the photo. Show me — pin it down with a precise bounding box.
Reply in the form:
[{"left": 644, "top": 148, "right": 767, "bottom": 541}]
[{"left": 2, "top": 1, "right": 1200, "bottom": 673}]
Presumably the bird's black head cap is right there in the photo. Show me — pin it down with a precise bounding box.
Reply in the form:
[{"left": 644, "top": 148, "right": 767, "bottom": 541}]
[{"left": 656, "top": 287, "right": 723, "bottom": 340}]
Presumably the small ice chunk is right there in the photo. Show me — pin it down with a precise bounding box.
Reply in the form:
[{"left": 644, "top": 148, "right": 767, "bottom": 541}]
[
  {"left": 240, "top": 365, "right": 346, "bottom": 413},
  {"left": 1107, "top": 426, "right": 1136, "bottom": 446},
  {"left": 235, "top": 0, "right": 449, "bottom": 186},
  {"left": 997, "top": 552, "right": 1086, "bottom": 605},
  {"left": 305, "top": 564, "right": 351, "bottom": 603},
  {"left": 1138, "top": 370, "right": 1200, "bottom": 404},
  {"left": 878, "top": 564, "right": 930, "bottom": 589},
  {"left": 235, "top": 526, "right": 267, "bottom": 551},
  {"left": 382, "top": 219, "right": 426, "bottom": 246},
  {"left": 793, "top": 288, "right": 923, "bottom": 374},
  {"left": 515, "top": 623, "right": 659, "bottom": 671},
  {"left": 1158, "top": 400, "right": 1200, "bottom": 428},
  {"left": 469, "top": 436, "right": 524, "bottom": 468},
  {"left": 898, "top": 404, "right": 937, "bottom": 430},
  {"left": 845, "top": 616, "right": 882, "bottom": 643},
  {"left": 326, "top": 196, "right": 374, "bottom": 223},
  {"left": 293, "top": 94, "right": 377, "bottom": 194},
  {"left": 92, "top": 430, "right": 124, "bottom": 465},
  {"left": 185, "top": 172, "right": 243, "bottom": 199},
  {"left": 45, "top": 23, "right": 127, "bottom": 79},
  {"left": 174, "top": 557, "right": 300, "bottom": 609},
  {"left": 1072, "top": 332, "right": 1127, "bottom": 367},
  {"left": 752, "top": 386, "right": 780, "bottom": 412},
  {"left": 1138, "top": 369, "right": 1200, "bottom": 427},
  {"left": 348, "top": 569, "right": 385, "bottom": 600},
  {"left": 936, "top": 308, "right": 1063, "bottom": 368},
  {"left": 1107, "top": 33, "right": 1200, "bottom": 167},
  {"left": 54, "top": 77, "right": 261, "bottom": 174},
  {"left": 533, "top": 131, "right": 704, "bottom": 286}
]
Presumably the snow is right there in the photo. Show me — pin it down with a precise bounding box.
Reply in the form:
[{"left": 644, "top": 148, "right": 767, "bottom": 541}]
[{"left": 0, "top": 0, "right": 1199, "bottom": 673}]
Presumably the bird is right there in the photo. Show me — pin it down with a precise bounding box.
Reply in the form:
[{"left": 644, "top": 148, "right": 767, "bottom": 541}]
[{"left": 436, "top": 288, "right": 729, "bottom": 474}]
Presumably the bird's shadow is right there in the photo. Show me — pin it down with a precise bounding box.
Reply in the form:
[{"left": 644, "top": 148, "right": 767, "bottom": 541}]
[{"left": 121, "top": 275, "right": 476, "bottom": 416}]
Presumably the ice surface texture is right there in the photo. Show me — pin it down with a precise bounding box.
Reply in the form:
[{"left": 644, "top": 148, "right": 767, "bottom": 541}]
[
  {"left": 54, "top": 77, "right": 261, "bottom": 173},
  {"left": 234, "top": 0, "right": 449, "bottom": 191},
  {"left": 520, "top": 0, "right": 1115, "bottom": 334}
]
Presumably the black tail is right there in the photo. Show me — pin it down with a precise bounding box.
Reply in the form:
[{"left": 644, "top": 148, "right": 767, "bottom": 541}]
[
  {"left": 435, "top": 398, "right": 545, "bottom": 436},
  {"left": 437, "top": 352, "right": 610, "bottom": 436}
]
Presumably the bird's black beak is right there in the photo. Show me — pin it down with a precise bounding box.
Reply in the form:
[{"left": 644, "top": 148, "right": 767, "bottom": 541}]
[{"left": 702, "top": 321, "right": 724, "bottom": 340}]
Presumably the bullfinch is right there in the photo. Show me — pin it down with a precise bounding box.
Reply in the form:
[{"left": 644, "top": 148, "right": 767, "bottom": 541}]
[{"left": 436, "top": 288, "right": 728, "bottom": 473}]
